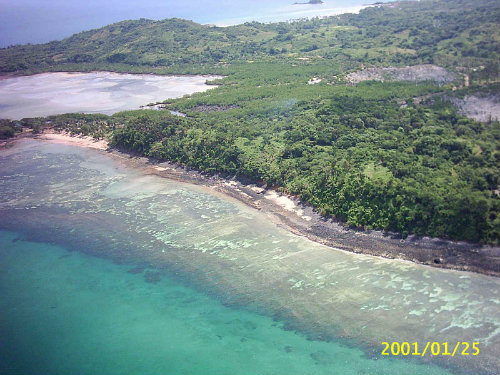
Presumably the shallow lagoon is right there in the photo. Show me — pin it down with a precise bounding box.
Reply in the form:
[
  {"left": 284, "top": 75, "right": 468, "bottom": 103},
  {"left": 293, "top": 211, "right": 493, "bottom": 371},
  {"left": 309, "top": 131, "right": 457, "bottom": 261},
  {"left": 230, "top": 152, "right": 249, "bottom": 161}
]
[
  {"left": 0, "top": 139, "right": 499, "bottom": 375},
  {"left": 0, "top": 72, "right": 219, "bottom": 119}
]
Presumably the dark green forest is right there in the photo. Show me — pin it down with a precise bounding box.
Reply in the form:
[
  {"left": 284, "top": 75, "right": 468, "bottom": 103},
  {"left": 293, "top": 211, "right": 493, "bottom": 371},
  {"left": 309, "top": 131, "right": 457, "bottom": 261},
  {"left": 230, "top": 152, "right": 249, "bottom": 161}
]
[{"left": 1, "top": 0, "right": 499, "bottom": 244}]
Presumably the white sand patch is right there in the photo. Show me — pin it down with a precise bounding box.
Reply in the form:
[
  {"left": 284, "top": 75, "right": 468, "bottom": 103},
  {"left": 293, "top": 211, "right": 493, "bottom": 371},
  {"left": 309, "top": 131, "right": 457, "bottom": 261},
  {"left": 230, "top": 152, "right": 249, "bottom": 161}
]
[
  {"left": 250, "top": 186, "right": 265, "bottom": 194},
  {"left": 153, "top": 166, "right": 168, "bottom": 172},
  {"left": 153, "top": 165, "right": 179, "bottom": 172},
  {"left": 224, "top": 181, "right": 239, "bottom": 187},
  {"left": 264, "top": 190, "right": 312, "bottom": 221},
  {"left": 265, "top": 190, "right": 296, "bottom": 211},
  {"left": 238, "top": 191, "right": 252, "bottom": 200},
  {"left": 39, "top": 132, "right": 108, "bottom": 150},
  {"left": 308, "top": 77, "right": 322, "bottom": 85}
]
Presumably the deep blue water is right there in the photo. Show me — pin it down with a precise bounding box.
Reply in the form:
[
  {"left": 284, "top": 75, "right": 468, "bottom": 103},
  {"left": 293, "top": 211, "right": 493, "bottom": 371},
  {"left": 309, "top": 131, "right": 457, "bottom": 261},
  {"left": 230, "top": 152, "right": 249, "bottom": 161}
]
[{"left": 0, "top": 0, "right": 391, "bottom": 47}]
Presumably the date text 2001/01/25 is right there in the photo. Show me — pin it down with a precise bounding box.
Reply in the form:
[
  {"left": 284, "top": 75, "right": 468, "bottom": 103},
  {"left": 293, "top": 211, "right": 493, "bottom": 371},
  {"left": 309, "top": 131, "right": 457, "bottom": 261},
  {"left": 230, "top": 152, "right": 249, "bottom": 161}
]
[{"left": 381, "top": 342, "right": 480, "bottom": 357}]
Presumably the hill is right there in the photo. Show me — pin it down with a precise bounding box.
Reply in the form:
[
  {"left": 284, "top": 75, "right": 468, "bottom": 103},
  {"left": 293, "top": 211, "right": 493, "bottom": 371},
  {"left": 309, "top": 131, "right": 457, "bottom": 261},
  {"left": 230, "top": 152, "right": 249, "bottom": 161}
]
[
  {"left": 1, "top": 0, "right": 499, "bottom": 244},
  {"left": 1, "top": 0, "right": 498, "bottom": 78}
]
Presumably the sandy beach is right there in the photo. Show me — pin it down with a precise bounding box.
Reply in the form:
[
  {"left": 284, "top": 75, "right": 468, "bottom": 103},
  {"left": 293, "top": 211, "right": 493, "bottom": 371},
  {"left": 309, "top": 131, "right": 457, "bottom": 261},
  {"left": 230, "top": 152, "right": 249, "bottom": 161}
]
[
  {"left": 37, "top": 132, "right": 108, "bottom": 150},
  {"left": 14, "top": 130, "right": 499, "bottom": 277}
]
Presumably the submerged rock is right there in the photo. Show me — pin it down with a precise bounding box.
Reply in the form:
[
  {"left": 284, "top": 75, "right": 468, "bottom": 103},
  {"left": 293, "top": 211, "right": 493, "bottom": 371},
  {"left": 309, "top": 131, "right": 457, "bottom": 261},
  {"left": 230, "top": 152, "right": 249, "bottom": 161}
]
[
  {"left": 127, "top": 265, "right": 146, "bottom": 274},
  {"left": 144, "top": 270, "right": 161, "bottom": 284}
]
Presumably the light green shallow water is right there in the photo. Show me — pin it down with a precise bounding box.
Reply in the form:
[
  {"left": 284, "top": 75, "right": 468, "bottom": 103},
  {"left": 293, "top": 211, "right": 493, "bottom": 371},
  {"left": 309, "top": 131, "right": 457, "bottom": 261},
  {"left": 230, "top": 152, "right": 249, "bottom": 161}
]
[{"left": 0, "top": 139, "right": 499, "bottom": 375}]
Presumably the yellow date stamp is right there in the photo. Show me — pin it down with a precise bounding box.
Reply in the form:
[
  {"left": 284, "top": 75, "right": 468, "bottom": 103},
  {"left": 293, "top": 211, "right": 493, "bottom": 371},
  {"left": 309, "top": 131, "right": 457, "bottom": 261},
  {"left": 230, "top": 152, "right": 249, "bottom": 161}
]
[{"left": 381, "top": 342, "right": 480, "bottom": 357}]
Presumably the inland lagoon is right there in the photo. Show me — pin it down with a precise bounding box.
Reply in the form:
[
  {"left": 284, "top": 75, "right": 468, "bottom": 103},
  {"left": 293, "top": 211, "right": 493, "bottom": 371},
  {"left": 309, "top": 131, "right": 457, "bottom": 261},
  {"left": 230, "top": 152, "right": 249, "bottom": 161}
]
[
  {"left": 1, "top": 139, "right": 499, "bottom": 375},
  {"left": 0, "top": 72, "right": 220, "bottom": 119}
]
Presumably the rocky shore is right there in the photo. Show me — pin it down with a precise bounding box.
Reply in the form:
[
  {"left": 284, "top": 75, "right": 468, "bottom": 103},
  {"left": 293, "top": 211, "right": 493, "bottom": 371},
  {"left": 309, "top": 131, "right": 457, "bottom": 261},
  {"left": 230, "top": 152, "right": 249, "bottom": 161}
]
[
  {"left": 141, "top": 157, "right": 500, "bottom": 277},
  {"left": 5, "top": 130, "right": 500, "bottom": 277}
]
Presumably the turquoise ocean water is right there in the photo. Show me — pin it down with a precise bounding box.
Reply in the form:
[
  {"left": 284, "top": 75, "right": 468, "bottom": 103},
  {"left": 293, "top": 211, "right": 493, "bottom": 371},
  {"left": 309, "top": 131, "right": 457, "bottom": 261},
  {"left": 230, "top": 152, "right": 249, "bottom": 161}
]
[
  {"left": 0, "top": 230, "right": 453, "bottom": 375},
  {"left": 0, "top": 139, "right": 499, "bottom": 374}
]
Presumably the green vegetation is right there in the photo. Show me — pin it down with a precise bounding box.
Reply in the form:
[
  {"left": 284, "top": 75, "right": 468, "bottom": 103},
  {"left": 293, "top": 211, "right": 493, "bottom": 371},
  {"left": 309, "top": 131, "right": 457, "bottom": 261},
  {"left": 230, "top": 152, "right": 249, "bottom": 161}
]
[
  {"left": 1, "top": 0, "right": 498, "bottom": 80},
  {"left": 0, "top": 119, "right": 22, "bottom": 139},
  {"left": 2, "top": 0, "right": 500, "bottom": 244}
]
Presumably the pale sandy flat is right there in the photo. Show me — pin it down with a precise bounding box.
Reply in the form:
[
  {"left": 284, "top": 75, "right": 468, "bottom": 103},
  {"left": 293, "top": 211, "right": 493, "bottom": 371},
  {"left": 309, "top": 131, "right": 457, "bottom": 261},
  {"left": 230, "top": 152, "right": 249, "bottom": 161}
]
[
  {"left": 0, "top": 72, "right": 221, "bottom": 120},
  {"left": 38, "top": 132, "right": 108, "bottom": 150}
]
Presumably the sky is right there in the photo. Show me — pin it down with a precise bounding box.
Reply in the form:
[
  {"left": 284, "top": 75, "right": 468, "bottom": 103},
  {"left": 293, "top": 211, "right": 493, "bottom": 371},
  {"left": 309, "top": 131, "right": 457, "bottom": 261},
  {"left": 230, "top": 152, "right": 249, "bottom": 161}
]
[{"left": 0, "top": 0, "right": 389, "bottom": 48}]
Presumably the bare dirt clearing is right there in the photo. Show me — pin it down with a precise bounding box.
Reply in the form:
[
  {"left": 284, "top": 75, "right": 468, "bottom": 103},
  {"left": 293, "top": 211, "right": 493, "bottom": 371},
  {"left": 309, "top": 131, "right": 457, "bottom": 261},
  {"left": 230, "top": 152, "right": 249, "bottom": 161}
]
[
  {"left": 450, "top": 94, "right": 500, "bottom": 123},
  {"left": 346, "top": 64, "right": 456, "bottom": 84}
]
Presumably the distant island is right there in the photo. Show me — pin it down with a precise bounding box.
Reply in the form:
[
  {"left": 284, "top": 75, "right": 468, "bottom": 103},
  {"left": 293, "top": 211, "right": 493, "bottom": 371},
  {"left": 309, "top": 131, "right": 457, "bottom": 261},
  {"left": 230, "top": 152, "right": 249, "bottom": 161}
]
[{"left": 293, "top": 0, "right": 323, "bottom": 4}]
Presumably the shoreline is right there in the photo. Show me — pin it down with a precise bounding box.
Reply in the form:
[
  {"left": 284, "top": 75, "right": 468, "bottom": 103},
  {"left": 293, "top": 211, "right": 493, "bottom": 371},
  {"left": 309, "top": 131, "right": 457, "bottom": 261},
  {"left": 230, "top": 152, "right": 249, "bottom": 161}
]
[
  {"left": 0, "top": 70, "right": 225, "bottom": 81},
  {"left": 4, "top": 130, "right": 500, "bottom": 277},
  {"left": 212, "top": 4, "right": 370, "bottom": 27},
  {"left": 0, "top": 72, "right": 224, "bottom": 121},
  {"left": 2, "top": 132, "right": 500, "bottom": 375}
]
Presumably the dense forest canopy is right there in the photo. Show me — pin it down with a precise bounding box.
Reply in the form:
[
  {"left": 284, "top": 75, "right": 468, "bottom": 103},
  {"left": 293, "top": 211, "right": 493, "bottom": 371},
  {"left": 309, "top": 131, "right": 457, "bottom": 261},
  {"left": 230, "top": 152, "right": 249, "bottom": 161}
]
[{"left": 1, "top": 0, "right": 499, "bottom": 244}]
